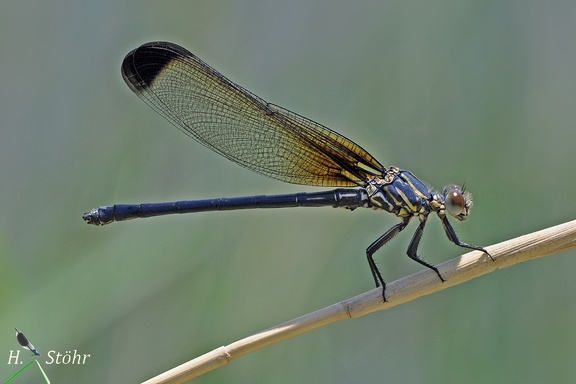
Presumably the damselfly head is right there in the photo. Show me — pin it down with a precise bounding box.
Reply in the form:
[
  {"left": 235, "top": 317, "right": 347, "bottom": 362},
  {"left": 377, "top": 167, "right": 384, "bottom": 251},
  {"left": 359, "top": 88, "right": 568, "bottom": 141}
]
[{"left": 443, "top": 185, "right": 472, "bottom": 221}]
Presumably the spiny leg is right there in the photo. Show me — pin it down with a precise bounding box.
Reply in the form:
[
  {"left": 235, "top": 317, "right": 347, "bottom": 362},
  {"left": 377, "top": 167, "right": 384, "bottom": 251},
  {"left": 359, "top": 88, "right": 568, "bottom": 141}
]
[
  {"left": 440, "top": 216, "right": 494, "bottom": 261},
  {"left": 406, "top": 218, "right": 445, "bottom": 282},
  {"left": 366, "top": 217, "right": 410, "bottom": 301}
]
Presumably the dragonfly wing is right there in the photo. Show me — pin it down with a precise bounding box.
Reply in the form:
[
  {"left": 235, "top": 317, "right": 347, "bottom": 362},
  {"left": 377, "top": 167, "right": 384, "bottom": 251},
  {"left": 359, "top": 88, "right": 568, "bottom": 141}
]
[{"left": 121, "top": 42, "right": 384, "bottom": 187}]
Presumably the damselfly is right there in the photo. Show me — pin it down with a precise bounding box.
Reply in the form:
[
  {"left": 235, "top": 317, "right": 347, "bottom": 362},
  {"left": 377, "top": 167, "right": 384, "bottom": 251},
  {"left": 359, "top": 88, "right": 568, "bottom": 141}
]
[
  {"left": 84, "top": 42, "right": 491, "bottom": 300},
  {"left": 15, "top": 328, "right": 40, "bottom": 356}
]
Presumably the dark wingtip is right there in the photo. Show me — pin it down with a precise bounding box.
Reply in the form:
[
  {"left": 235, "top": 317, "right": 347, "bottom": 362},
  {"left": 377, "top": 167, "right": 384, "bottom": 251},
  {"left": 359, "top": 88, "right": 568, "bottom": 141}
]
[{"left": 121, "top": 42, "right": 193, "bottom": 94}]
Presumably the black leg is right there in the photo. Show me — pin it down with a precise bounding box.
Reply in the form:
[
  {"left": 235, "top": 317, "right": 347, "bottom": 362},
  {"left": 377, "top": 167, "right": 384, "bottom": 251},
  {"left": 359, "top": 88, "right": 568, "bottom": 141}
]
[
  {"left": 406, "top": 219, "right": 445, "bottom": 282},
  {"left": 366, "top": 217, "right": 410, "bottom": 301},
  {"left": 440, "top": 216, "right": 494, "bottom": 261}
]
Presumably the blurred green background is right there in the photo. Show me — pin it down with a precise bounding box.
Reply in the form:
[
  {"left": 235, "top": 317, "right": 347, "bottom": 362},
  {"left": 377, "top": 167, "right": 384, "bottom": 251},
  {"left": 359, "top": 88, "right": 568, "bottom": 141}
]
[{"left": 2, "top": 1, "right": 576, "bottom": 383}]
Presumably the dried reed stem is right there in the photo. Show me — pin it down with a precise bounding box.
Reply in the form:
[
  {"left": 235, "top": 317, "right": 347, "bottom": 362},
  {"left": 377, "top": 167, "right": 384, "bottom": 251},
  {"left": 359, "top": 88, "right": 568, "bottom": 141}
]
[{"left": 142, "top": 219, "right": 576, "bottom": 384}]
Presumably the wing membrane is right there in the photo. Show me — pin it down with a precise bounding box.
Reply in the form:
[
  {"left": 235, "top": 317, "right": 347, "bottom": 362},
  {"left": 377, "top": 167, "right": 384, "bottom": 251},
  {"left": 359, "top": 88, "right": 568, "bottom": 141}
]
[{"left": 121, "top": 42, "right": 384, "bottom": 187}]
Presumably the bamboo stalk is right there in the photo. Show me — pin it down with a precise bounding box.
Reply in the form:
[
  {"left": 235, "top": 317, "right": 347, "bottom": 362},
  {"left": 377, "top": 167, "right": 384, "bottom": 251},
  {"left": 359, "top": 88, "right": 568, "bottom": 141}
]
[{"left": 142, "top": 219, "right": 576, "bottom": 384}]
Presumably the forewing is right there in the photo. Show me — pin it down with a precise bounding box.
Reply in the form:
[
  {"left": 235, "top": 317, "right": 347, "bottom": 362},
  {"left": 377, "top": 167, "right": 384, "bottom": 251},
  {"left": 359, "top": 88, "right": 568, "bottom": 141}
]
[{"left": 121, "top": 42, "right": 384, "bottom": 186}]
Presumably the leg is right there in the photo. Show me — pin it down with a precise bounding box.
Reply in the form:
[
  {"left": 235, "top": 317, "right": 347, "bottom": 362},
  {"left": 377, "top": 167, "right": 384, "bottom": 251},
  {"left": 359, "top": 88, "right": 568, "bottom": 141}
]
[
  {"left": 440, "top": 216, "right": 494, "bottom": 261},
  {"left": 366, "top": 217, "right": 410, "bottom": 301},
  {"left": 406, "top": 219, "right": 445, "bottom": 282}
]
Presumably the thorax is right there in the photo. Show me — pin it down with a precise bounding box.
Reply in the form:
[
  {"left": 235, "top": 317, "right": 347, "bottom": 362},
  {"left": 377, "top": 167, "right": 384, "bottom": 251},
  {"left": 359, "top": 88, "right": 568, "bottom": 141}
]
[{"left": 365, "top": 166, "right": 432, "bottom": 218}]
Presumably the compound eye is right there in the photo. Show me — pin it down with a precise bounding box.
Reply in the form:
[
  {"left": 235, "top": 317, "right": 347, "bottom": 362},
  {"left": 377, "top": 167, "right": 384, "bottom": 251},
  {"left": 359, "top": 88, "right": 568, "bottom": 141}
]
[{"left": 445, "top": 186, "right": 466, "bottom": 218}]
